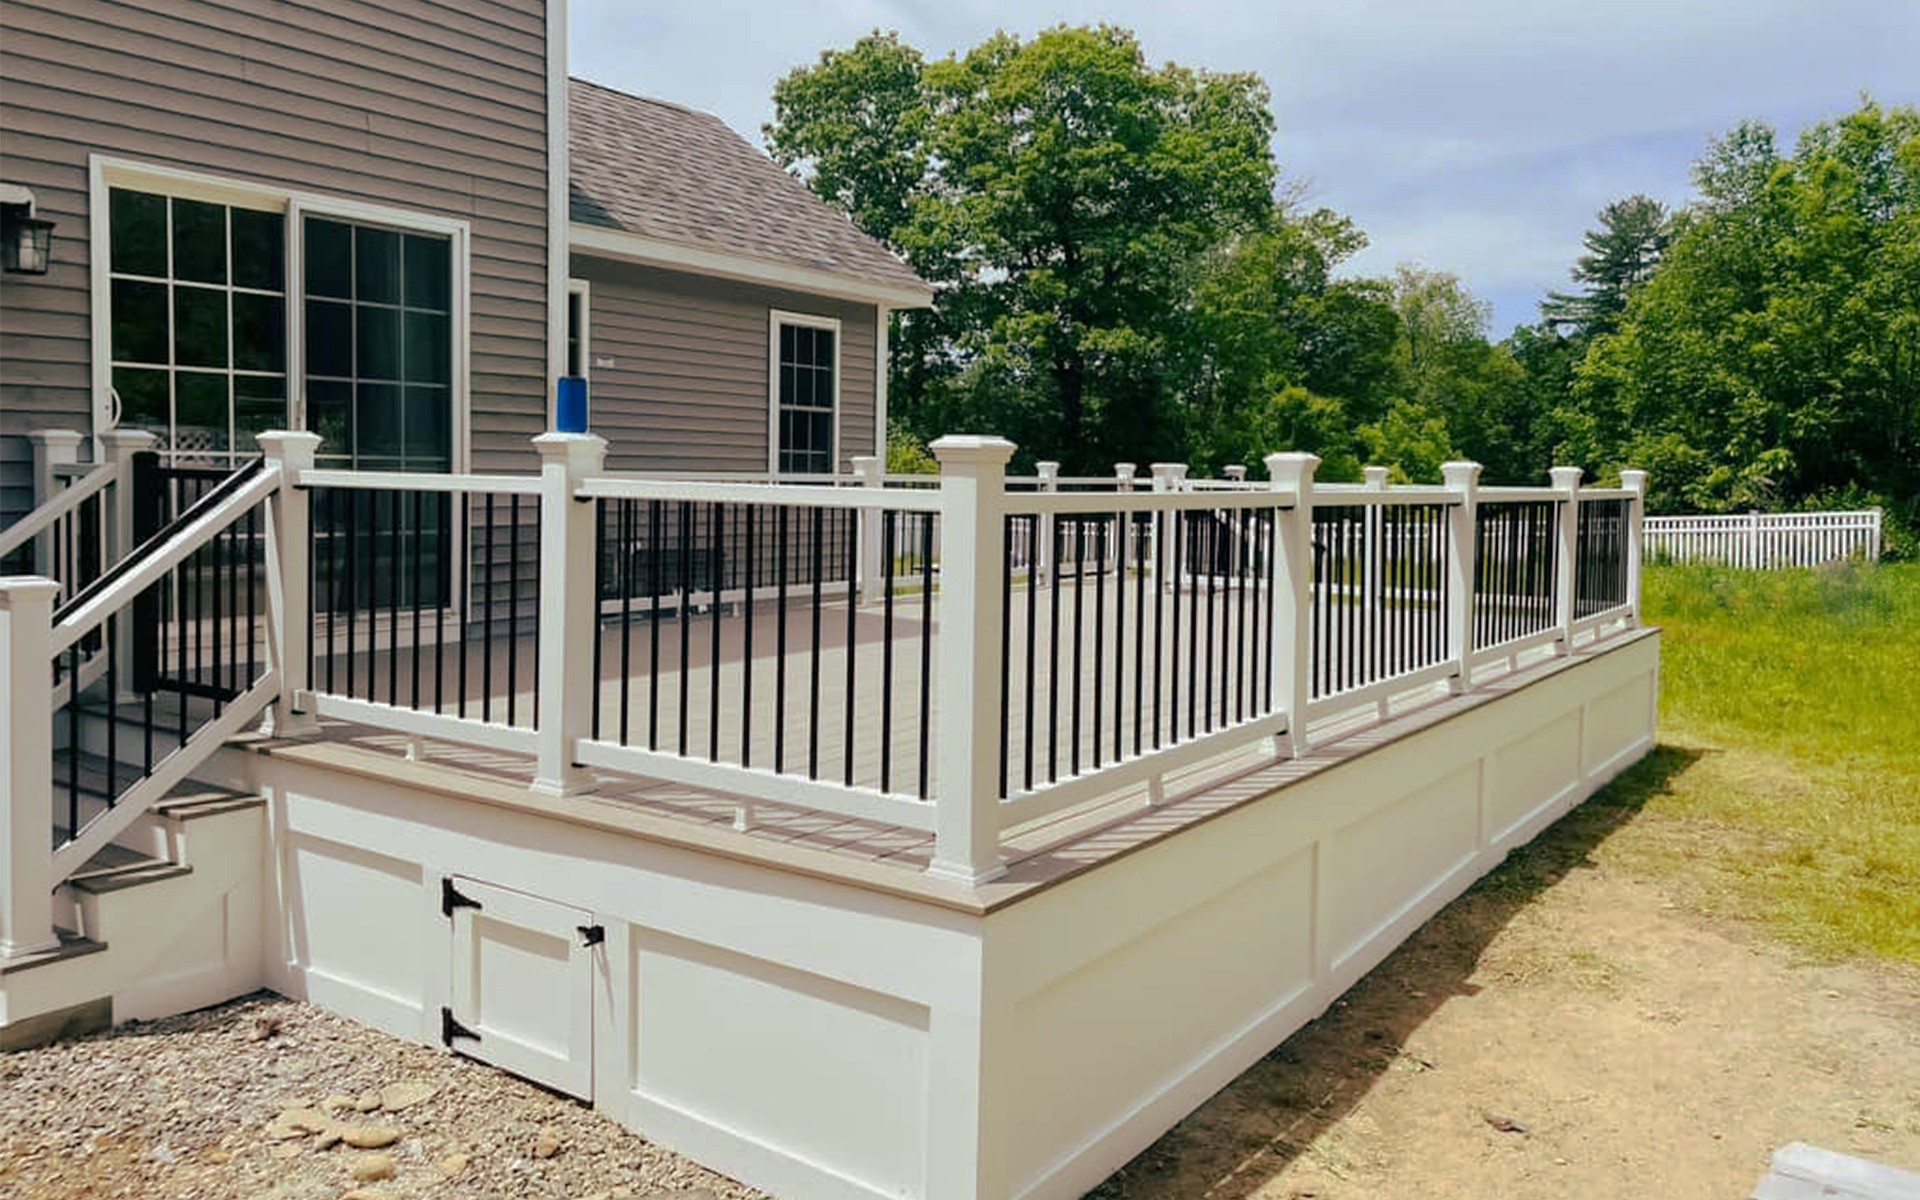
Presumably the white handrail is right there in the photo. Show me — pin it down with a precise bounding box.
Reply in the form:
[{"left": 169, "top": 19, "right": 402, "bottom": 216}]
[
  {"left": 0, "top": 460, "right": 116, "bottom": 562},
  {"left": 50, "top": 466, "right": 281, "bottom": 656}
]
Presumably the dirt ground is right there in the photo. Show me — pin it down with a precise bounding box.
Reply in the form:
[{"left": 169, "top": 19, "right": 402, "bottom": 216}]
[
  {"left": 1086, "top": 771, "right": 1920, "bottom": 1200},
  {"left": 6, "top": 754, "right": 1918, "bottom": 1200}
]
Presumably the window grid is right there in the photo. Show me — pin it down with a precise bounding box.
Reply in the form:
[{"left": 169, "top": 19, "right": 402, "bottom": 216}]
[
  {"left": 108, "top": 191, "right": 287, "bottom": 467},
  {"left": 774, "top": 315, "right": 836, "bottom": 476},
  {"left": 304, "top": 218, "right": 452, "bottom": 474}
]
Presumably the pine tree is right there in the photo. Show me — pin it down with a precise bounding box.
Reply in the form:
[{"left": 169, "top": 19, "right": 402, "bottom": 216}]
[{"left": 1540, "top": 194, "right": 1671, "bottom": 335}]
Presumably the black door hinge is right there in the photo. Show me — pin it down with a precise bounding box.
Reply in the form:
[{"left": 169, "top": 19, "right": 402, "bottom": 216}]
[
  {"left": 577, "top": 924, "right": 605, "bottom": 947},
  {"left": 442, "top": 878, "right": 482, "bottom": 918},
  {"left": 440, "top": 1006, "right": 480, "bottom": 1048}
]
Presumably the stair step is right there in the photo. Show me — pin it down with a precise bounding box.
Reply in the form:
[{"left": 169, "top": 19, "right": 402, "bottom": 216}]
[
  {"left": 66, "top": 859, "right": 194, "bottom": 895},
  {"left": 0, "top": 928, "right": 108, "bottom": 977}
]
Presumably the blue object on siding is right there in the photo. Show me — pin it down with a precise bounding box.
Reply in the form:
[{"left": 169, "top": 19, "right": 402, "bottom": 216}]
[{"left": 556, "top": 375, "right": 588, "bottom": 433}]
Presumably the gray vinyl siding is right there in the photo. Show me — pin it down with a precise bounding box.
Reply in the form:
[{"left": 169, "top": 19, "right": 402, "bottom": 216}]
[
  {"left": 0, "top": 0, "right": 553, "bottom": 524},
  {"left": 573, "top": 258, "right": 879, "bottom": 475}
]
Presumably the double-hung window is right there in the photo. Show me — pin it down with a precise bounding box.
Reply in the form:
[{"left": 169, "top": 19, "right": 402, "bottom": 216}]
[{"left": 770, "top": 310, "right": 839, "bottom": 475}]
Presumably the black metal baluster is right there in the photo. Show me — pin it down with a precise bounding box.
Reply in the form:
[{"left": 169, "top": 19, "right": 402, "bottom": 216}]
[
  {"left": 648, "top": 500, "right": 662, "bottom": 750},
  {"left": 845, "top": 508, "right": 858, "bottom": 787},
  {"left": 1205, "top": 513, "right": 1218, "bottom": 731},
  {"left": 809, "top": 506, "right": 824, "bottom": 780},
  {"left": 880, "top": 510, "right": 895, "bottom": 793},
  {"left": 1049, "top": 517, "right": 1062, "bottom": 780},
  {"left": 678, "top": 501, "right": 691, "bottom": 757},
  {"left": 69, "top": 643, "right": 81, "bottom": 832},
  {"left": 1092, "top": 516, "right": 1106, "bottom": 769},
  {"left": 410, "top": 489, "right": 423, "bottom": 708},
  {"left": 456, "top": 496, "right": 470, "bottom": 719},
  {"left": 917, "top": 513, "right": 933, "bottom": 800},
  {"left": 775, "top": 505, "right": 788, "bottom": 773},
  {"left": 506, "top": 495, "right": 521, "bottom": 725},
  {"left": 999, "top": 515, "right": 1013, "bottom": 796},
  {"left": 1024, "top": 515, "right": 1038, "bottom": 791},
  {"left": 435, "top": 492, "right": 449, "bottom": 712},
  {"left": 1071, "top": 519, "right": 1085, "bottom": 775},
  {"left": 619, "top": 499, "right": 634, "bottom": 745},
  {"left": 482, "top": 495, "right": 495, "bottom": 723},
  {"left": 711, "top": 502, "right": 725, "bottom": 762},
  {"left": 742, "top": 503, "right": 755, "bottom": 767}
]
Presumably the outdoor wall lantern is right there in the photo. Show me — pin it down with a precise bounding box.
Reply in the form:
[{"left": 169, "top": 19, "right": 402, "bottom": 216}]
[{"left": 1, "top": 185, "right": 55, "bottom": 276}]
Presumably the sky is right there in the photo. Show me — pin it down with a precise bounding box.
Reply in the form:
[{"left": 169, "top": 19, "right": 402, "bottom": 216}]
[{"left": 570, "top": 0, "right": 1918, "bottom": 338}]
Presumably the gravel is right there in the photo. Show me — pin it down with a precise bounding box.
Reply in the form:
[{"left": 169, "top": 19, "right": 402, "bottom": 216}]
[{"left": 0, "top": 992, "right": 775, "bottom": 1200}]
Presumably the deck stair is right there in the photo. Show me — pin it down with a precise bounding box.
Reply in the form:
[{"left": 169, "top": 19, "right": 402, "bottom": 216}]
[{"left": 3, "top": 742, "right": 267, "bottom": 1050}]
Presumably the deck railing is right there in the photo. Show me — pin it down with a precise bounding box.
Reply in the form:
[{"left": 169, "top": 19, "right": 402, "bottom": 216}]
[{"left": 3, "top": 428, "right": 1647, "bottom": 919}]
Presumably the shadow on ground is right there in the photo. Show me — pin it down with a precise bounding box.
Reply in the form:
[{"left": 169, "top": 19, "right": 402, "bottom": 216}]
[{"left": 1083, "top": 742, "right": 1705, "bottom": 1199}]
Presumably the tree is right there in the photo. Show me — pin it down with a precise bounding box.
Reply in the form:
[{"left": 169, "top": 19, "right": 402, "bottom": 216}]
[
  {"left": 1539, "top": 194, "right": 1672, "bottom": 336},
  {"left": 1569, "top": 99, "right": 1920, "bottom": 516},
  {"left": 768, "top": 26, "right": 1277, "bottom": 470}
]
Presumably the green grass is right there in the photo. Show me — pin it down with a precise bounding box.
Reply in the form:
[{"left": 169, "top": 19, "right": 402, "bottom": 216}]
[{"left": 1592, "top": 561, "right": 1920, "bottom": 964}]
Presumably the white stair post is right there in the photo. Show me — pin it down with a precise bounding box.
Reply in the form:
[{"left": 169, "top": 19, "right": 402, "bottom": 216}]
[
  {"left": 1550, "top": 466, "right": 1583, "bottom": 652},
  {"left": 928, "top": 435, "right": 1015, "bottom": 886},
  {"left": 1264, "top": 453, "right": 1318, "bottom": 757},
  {"left": 25, "top": 430, "right": 82, "bottom": 579},
  {"left": 853, "top": 455, "right": 883, "bottom": 605},
  {"left": 532, "top": 432, "right": 609, "bottom": 796},
  {"left": 1034, "top": 461, "right": 1058, "bottom": 586},
  {"left": 257, "top": 432, "right": 323, "bottom": 736},
  {"left": 1442, "top": 461, "right": 1483, "bottom": 692},
  {"left": 1620, "top": 469, "right": 1648, "bottom": 625},
  {"left": 0, "top": 578, "right": 61, "bottom": 960}
]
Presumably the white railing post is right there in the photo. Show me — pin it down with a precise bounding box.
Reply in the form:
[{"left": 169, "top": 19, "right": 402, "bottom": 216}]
[
  {"left": 1550, "top": 466, "right": 1583, "bottom": 652},
  {"left": 98, "top": 429, "right": 157, "bottom": 699},
  {"left": 1224, "top": 464, "right": 1247, "bottom": 486},
  {"left": 1442, "top": 461, "right": 1482, "bottom": 692},
  {"left": 1035, "top": 461, "right": 1059, "bottom": 586},
  {"left": 0, "top": 578, "right": 61, "bottom": 960},
  {"left": 26, "top": 430, "right": 83, "bottom": 578},
  {"left": 1264, "top": 452, "right": 1318, "bottom": 757},
  {"left": 1113, "top": 462, "right": 1137, "bottom": 570},
  {"left": 1620, "top": 469, "right": 1648, "bottom": 626},
  {"left": 1149, "top": 463, "right": 1180, "bottom": 593},
  {"left": 928, "top": 435, "right": 1015, "bottom": 886},
  {"left": 1363, "top": 466, "right": 1387, "bottom": 646},
  {"left": 532, "top": 432, "right": 609, "bottom": 796},
  {"left": 853, "top": 455, "right": 883, "bottom": 605},
  {"left": 257, "top": 431, "right": 322, "bottom": 736},
  {"left": 1869, "top": 507, "right": 1884, "bottom": 562}
]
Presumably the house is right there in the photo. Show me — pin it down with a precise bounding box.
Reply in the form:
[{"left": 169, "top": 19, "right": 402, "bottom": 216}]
[
  {"left": 0, "top": 20, "right": 928, "bottom": 517},
  {"left": 0, "top": 7, "right": 1661, "bottom": 1200}
]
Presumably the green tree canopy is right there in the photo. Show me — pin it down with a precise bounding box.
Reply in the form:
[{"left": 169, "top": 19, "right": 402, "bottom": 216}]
[
  {"left": 1568, "top": 99, "right": 1920, "bottom": 515},
  {"left": 768, "top": 25, "right": 1277, "bottom": 471}
]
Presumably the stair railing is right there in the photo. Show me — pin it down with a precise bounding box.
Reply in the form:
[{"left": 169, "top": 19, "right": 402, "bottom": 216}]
[{"left": 1, "top": 444, "right": 290, "bottom": 960}]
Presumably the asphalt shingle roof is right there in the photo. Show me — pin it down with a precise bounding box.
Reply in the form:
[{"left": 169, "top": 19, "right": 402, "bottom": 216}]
[{"left": 569, "top": 78, "right": 928, "bottom": 297}]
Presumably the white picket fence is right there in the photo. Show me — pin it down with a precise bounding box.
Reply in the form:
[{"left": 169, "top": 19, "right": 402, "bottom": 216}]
[{"left": 1643, "top": 509, "right": 1882, "bottom": 567}]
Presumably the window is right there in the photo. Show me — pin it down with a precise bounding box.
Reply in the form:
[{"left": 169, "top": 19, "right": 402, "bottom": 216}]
[
  {"left": 109, "top": 189, "right": 287, "bottom": 466},
  {"left": 94, "top": 160, "right": 469, "bottom": 473},
  {"left": 770, "top": 311, "right": 839, "bottom": 475},
  {"left": 566, "top": 279, "right": 589, "bottom": 378},
  {"left": 303, "top": 217, "right": 452, "bottom": 472}
]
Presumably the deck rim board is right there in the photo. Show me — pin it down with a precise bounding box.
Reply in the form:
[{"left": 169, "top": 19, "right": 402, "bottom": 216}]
[{"left": 242, "top": 624, "right": 1658, "bottom": 916}]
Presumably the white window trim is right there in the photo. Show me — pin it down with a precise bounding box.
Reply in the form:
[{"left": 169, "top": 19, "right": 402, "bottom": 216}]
[
  {"left": 767, "top": 309, "right": 841, "bottom": 476},
  {"left": 567, "top": 278, "right": 591, "bottom": 380},
  {"left": 89, "top": 155, "right": 473, "bottom": 472}
]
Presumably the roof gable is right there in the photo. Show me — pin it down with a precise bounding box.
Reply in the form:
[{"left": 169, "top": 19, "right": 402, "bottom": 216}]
[{"left": 568, "top": 78, "right": 929, "bottom": 302}]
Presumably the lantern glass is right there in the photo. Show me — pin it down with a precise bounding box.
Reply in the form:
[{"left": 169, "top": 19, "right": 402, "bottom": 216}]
[{"left": 3, "top": 213, "right": 54, "bottom": 275}]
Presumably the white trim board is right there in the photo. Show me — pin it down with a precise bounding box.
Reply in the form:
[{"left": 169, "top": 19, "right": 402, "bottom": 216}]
[{"left": 570, "top": 222, "right": 933, "bottom": 311}]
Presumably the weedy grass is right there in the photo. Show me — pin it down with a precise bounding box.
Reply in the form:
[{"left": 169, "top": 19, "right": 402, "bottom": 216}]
[{"left": 1590, "top": 561, "right": 1920, "bottom": 964}]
